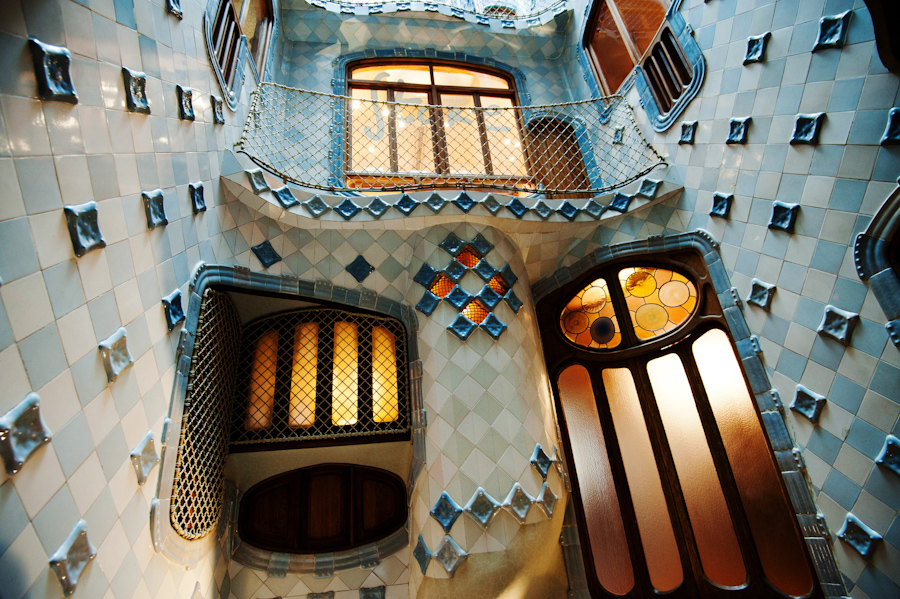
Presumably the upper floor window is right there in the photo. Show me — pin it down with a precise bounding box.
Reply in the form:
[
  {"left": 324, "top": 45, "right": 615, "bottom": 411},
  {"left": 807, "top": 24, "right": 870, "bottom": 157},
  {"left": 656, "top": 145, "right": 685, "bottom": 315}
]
[{"left": 207, "top": 0, "right": 273, "bottom": 106}]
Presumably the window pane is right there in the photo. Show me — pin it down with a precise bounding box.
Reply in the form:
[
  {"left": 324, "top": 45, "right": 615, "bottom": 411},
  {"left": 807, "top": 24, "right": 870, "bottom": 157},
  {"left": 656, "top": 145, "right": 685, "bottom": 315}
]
[
  {"left": 290, "top": 323, "right": 317, "bottom": 428},
  {"left": 333, "top": 322, "right": 359, "bottom": 425},
  {"left": 350, "top": 88, "right": 390, "bottom": 172},
  {"left": 589, "top": 1, "right": 635, "bottom": 92},
  {"left": 693, "top": 329, "right": 813, "bottom": 597},
  {"left": 558, "top": 365, "right": 634, "bottom": 596},
  {"left": 440, "top": 94, "right": 486, "bottom": 175},
  {"left": 613, "top": 0, "right": 667, "bottom": 55},
  {"left": 247, "top": 329, "right": 278, "bottom": 430},
  {"left": 372, "top": 326, "right": 399, "bottom": 423},
  {"left": 560, "top": 277, "right": 621, "bottom": 349},
  {"left": 481, "top": 96, "right": 527, "bottom": 177},
  {"left": 395, "top": 90, "right": 435, "bottom": 173},
  {"left": 433, "top": 66, "right": 510, "bottom": 89},
  {"left": 618, "top": 267, "right": 697, "bottom": 341},
  {"left": 242, "top": 0, "right": 271, "bottom": 61},
  {"left": 647, "top": 353, "right": 746, "bottom": 587},
  {"left": 350, "top": 64, "right": 432, "bottom": 85},
  {"left": 602, "top": 367, "right": 682, "bottom": 592}
]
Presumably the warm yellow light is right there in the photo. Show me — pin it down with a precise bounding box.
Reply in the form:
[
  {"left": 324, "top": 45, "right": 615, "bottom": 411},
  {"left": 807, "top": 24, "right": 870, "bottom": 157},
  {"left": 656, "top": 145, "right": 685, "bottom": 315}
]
[
  {"left": 289, "top": 322, "right": 317, "bottom": 428},
  {"left": 372, "top": 326, "right": 399, "bottom": 423},
  {"left": 246, "top": 329, "right": 278, "bottom": 431},
  {"left": 332, "top": 322, "right": 359, "bottom": 425}
]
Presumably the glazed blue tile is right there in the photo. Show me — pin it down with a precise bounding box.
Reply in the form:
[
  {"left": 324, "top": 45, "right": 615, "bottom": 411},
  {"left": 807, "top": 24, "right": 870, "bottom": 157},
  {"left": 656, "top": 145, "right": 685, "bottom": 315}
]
[
  {"left": 211, "top": 95, "right": 224, "bottom": 124},
  {"left": 176, "top": 85, "right": 194, "bottom": 121},
  {"left": 480, "top": 311, "right": 507, "bottom": 338},
  {"left": 477, "top": 285, "right": 502, "bottom": 309},
  {"left": 823, "top": 469, "right": 861, "bottom": 511},
  {"left": 141, "top": 189, "right": 167, "bottom": 230},
  {"left": 838, "top": 514, "right": 881, "bottom": 559},
  {"left": 727, "top": 117, "right": 751, "bottom": 144},
  {"left": 335, "top": 198, "right": 361, "bottom": 220},
  {"left": 868, "top": 462, "right": 900, "bottom": 512},
  {"left": 505, "top": 197, "right": 528, "bottom": 219},
  {"left": 452, "top": 191, "right": 476, "bottom": 213},
  {"left": 768, "top": 201, "right": 799, "bottom": 233},
  {"left": 166, "top": 0, "right": 183, "bottom": 18},
  {"left": 679, "top": 121, "right": 697, "bottom": 145},
  {"left": 272, "top": 186, "right": 301, "bottom": 209},
  {"left": 744, "top": 31, "right": 771, "bottom": 64},
  {"left": 857, "top": 564, "right": 900, "bottom": 598},
  {"left": 608, "top": 192, "right": 633, "bottom": 213},
  {"left": 880, "top": 107, "right": 900, "bottom": 145},
  {"left": 810, "top": 240, "right": 846, "bottom": 274},
  {"left": 444, "top": 260, "right": 467, "bottom": 282},
  {"left": 481, "top": 194, "right": 502, "bottom": 214},
  {"left": 303, "top": 195, "right": 329, "bottom": 218},
  {"left": 413, "top": 534, "right": 431, "bottom": 574},
  {"left": 818, "top": 305, "right": 859, "bottom": 345},
  {"left": 346, "top": 255, "right": 374, "bottom": 282},
  {"left": 251, "top": 241, "right": 281, "bottom": 268},
  {"left": 847, "top": 418, "right": 887, "bottom": 460},
  {"left": 0, "top": 393, "right": 51, "bottom": 476},
  {"left": 813, "top": 11, "right": 852, "bottom": 51},
  {"left": 189, "top": 182, "right": 205, "bottom": 214},
  {"left": 425, "top": 192, "right": 446, "bottom": 213},
  {"left": 504, "top": 290, "right": 522, "bottom": 313},
  {"left": 413, "top": 263, "right": 439, "bottom": 288},
  {"left": 710, "top": 192, "right": 734, "bottom": 219},
  {"left": 98, "top": 327, "right": 133, "bottom": 383},
  {"left": 870, "top": 361, "right": 900, "bottom": 403},
  {"left": 747, "top": 278, "right": 776, "bottom": 311},
  {"left": 536, "top": 481, "right": 558, "bottom": 517},
  {"left": 121, "top": 67, "right": 149, "bottom": 114},
  {"left": 448, "top": 313, "right": 477, "bottom": 340},
  {"left": 464, "top": 487, "right": 501, "bottom": 528},
  {"left": 829, "top": 375, "right": 865, "bottom": 413},
  {"left": 246, "top": 169, "right": 270, "bottom": 194},
  {"left": 430, "top": 492, "right": 463, "bottom": 533},
  {"left": 64, "top": 201, "right": 107, "bottom": 258},
  {"left": 503, "top": 483, "right": 532, "bottom": 523},
  {"left": 556, "top": 200, "right": 579, "bottom": 221},
  {"left": 498, "top": 264, "right": 517, "bottom": 287},
  {"left": 48, "top": 520, "right": 96, "bottom": 598},
  {"left": 469, "top": 234, "right": 494, "bottom": 257},
  {"left": 359, "top": 587, "right": 385, "bottom": 599},
  {"left": 583, "top": 199, "right": 606, "bottom": 219},
  {"left": 434, "top": 535, "right": 466, "bottom": 577},
  {"left": 876, "top": 435, "right": 900, "bottom": 476},
  {"left": 791, "top": 113, "right": 826, "bottom": 145},
  {"left": 775, "top": 348, "right": 807, "bottom": 381},
  {"left": 444, "top": 285, "right": 472, "bottom": 310},
  {"left": 416, "top": 291, "right": 440, "bottom": 316},
  {"left": 612, "top": 127, "right": 624, "bottom": 144},
  {"left": 161, "top": 290, "right": 184, "bottom": 331},
  {"left": 29, "top": 39, "right": 78, "bottom": 104},
  {"left": 791, "top": 384, "right": 827, "bottom": 423},
  {"left": 394, "top": 193, "right": 418, "bottom": 216},
  {"left": 473, "top": 259, "right": 496, "bottom": 282},
  {"left": 533, "top": 200, "right": 552, "bottom": 220},
  {"left": 807, "top": 427, "right": 842, "bottom": 464},
  {"left": 439, "top": 233, "right": 465, "bottom": 256},
  {"left": 365, "top": 197, "right": 388, "bottom": 218},
  {"left": 637, "top": 179, "right": 660, "bottom": 198}
]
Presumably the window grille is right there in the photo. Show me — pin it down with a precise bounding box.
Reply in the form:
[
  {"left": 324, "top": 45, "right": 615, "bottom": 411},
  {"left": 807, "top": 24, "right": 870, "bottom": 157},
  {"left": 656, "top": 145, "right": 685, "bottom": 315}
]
[{"left": 642, "top": 29, "right": 692, "bottom": 115}]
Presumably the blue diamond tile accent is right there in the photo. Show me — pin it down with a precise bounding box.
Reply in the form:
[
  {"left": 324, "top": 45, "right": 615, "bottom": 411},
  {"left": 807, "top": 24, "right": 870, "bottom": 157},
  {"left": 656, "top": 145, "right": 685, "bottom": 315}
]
[
  {"left": 814, "top": 11, "right": 852, "bottom": 51},
  {"left": 530, "top": 444, "right": 554, "bottom": 479},
  {"left": 744, "top": 31, "right": 771, "bottom": 64},
  {"left": 64, "top": 201, "right": 107, "bottom": 258},
  {"left": 166, "top": 0, "right": 183, "bottom": 18},
  {"left": 818, "top": 305, "right": 859, "bottom": 345},
  {"left": 480, "top": 313, "right": 507, "bottom": 339},
  {"left": 727, "top": 117, "right": 751, "bottom": 144},
  {"left": 608, "top": 192, "right": 633, "bottom": 213},
  {"left": 536, "top": 481, "right": 557, "bottom": 517},
  {"left": 583, "top": 199, "right": 606, "bottom": 219},
  {"left": 142, "top": 189, "right": 167, "bottom": 230},
  {"left": 445, "top": 285, "right": 473, "bottom": 310},
  {"left": 122, "top": 67, "right": 150, "bottom": 114},
  {"left": 499, "top": 264, "right": 517, "bottom": 287},
  {"left": 481, "top": 194, "right": 502, "bottom": 214},
  {"left": 176, "top": 85, "right": 194, "bottom": 121},
  {"left": 303, "top": 195, "right": 329, "bottom": 218},
  {"left": 430, "top": 492, "right": 463, "bottom": 533},
  {"left": 505, "top": 290, "right": 523, "bottom": 313},
  {"left": 365, "top": 197, "right": 388, "bottom": 218},
  {"left": 612, "top": 127, "right": 624, "bottom": 144},
  {"left": 335, "top": 198, "right": 361, "bottom": 220},
  {"left": 129, "top": 431, "right": 159, "bottom": 486},
  {"left": 247, "top": 169, "right": 270, "bottom": 194},
  {"left": 434, "top": 536, "right": 466, "bottom": 577},
  {"left": 99, "top": 327, "right": 133, "bottom": 383},
  {"left": 876, "top": 435, "right": 900, "bottom": 476},
  {"left": 769, "top": 201, "right": 799, "bottom": 233},
  {"left": 791, "top": 384, "right": 827, "bottom": 423},
  {"left": 161, "top": 290, "right": 185, "bottom": 331},
  {"left": 439, "top": 233, "right": 465, "bottom": 256},
  {"left": 272, "top": 186, "right": 301, "bottom": 209},
  {"left": 679, "top": 121, "right": 697, "bottom": 145},
  {"left": 448, "top": 314, "right": 478, "bottom": 340},
  {"left": 416, "top": 291, "right": 441, "bottom": 316},
  {"left": 29, "top": 39, "right": 78, "bottom": 104},
  {"left": 425, "top": 192, "right": 446, "bottom": 213},
  {"left": 473, "top": 259, "right": 496, "bottom": 281},
  {"left": 503, "top": 483, "right": 532, "bottom": 524},
  {"left": 49, "top": 520, "right": 96, "bottom": 597},
  {"left": 533, "top": 200, "right": 552, "bottom": 220},
  {"left": 477, "top": 285, "right": 502, "bottom": 309},
  {"left": 469, "top": 234, "right": 494, "bottom": 257},
  {"left": 211, "top": 95, "right": 225, "bottom": 124},
  {"left": 637, "top": 179, "right": 661, "bottom": 198},
  {"left": 252, "top": 240, "right": 281, "bottom": 268},
  {"left": 453, "top": 191, "right": 476, "bottom": 213},
  {"left": 359, "top": 587, "right": 385, "bottom": 599},
  {"left": 189, "top": 182, "right": 206, "bottom": 214},
  {"left": 465, "top": 487, "right": 501, "bottom": 528},
  {"left": 346, "top": 255, "right": 374, "bottom": 282},
  {"left": 710, "top": 192, "right": 733, "bottom": 219},
  {"left": 881, "top": 107, "right": 900, "bottom": 145},
  {"left": 791, "top": 113, "right": 825, "bottom": 145},
  {"left": 414, "top": 263, "right": 439, "bottom": 288},
  {"left": 443, "top": 260, "right": 467, "bottom": 282},
  {"left": 557, "top": 200, "right": 579, "bottom": 221},
  {"left": 413, "top": 535, "right": 431, "bottom": 575},
  {"left": 0, "top": 393, "right": 51, "bottom": 476},
  {"left": 838, "top": 514, "right": 881, "bottom": 560},
  {"left": 506, "top": 197, "right": 528, "bottom": 219},
  {"left": 747, "top": 278, "right": 776, "bottom": 311},
  {"left": 394, "top": 193, "right": 418, "bottom": 216}
]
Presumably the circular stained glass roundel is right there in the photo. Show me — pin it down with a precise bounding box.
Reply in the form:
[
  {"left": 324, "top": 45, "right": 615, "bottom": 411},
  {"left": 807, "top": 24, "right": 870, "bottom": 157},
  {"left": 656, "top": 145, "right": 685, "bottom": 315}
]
[{"left": 560, "top": 277, "right": 621, "bottom": 349}]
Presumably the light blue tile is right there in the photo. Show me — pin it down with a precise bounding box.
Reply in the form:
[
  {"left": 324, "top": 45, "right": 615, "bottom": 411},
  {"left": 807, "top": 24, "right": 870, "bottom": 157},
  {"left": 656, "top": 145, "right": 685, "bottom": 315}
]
[
  {"left": 32, "top": 486, "right": 80, "bottom": 554},
  {"left": 43, "top": 260, "right": 86, "bottom": 319},
  {"left": 795, "top": 206, "right": 825, "bottom": 237},
  {"left": 70, "top": 351, "right": 107, "bottom": 406},
  {"left": 870, "top": 362, "right": 900, "bottom": 403},
  {"left": 807, "top": 427, "right": 843, "bottom": 464},
  {"left": 807, "top": 50, "right": 840, "bottom": 82},
  {"left": 53, "top": 412, "right": 93, "bottom": 477},
  {"left": 810, "top": 145, "right": 845, "bottom": 175},
  {"left": 735, "top": 249, "right": 760, "bottom": 277},
  {"left": 0, "top": 218, "right": 40, "bottom": 284},
  {"left": 83, "top": 488, "right": 117, "bottom": 542},
  {"left": 763, "top": 313, "right": 791, "bottom": 344},
  {"left": 847, "top": 418, "right": 887, "bottom": 459},
  {"left": 866, "top": 467, "right": 900, "bottom": 511},
  {"left": 829, "top": 375, "right": 865, "bottom": 414},
  {"left": 872, "top": 147, "right": 900, "bottom": 182},
  {"left": 829, "top": 178, "right": 867, "bottom": 212},
  {"left": 96, "top": 425, "right": 127, "bottom": 481},
  {"left": 828, "top": 78, "right": 865, "bottom": 112},
  {"left": 87, "top": 291, "right": 121, "bottom": 341},
  {"left": 0, "top": 481, "right": 29, "bottom": 557},
  {"left": 17, "top": 157, "right": 63, "bottom": 214},
  {"left": 856, "top": 565, "right": 900, "bottom": 599},
  {"left": 822, "top": 469, "right": 861, "bottom": 510},
  {"left": 0, "top": 299, "right": 13, "bottom": 352},
  {"left": 848, "top": 109, "right": 890, "bottom": 145},
  {"left": 778, "top": 262, "right": 807, "bottom": 293},
  {"left": 810, "top": 240, "right": 846, "bottom": 274},
  {"left": 18, "top": 323, "right": 67, "bottom": 389},
  {"left": 809, "top": 335, "right": 845, "bottom": 370},
  {"left": 774, "top": 85, "right": 804, "bottom": 115},
  {"left": 776, "top": 348, "right": 807, "bottom": 381},
  {"left": 106, "top": 241, "right": 136, "bottom": 287}
]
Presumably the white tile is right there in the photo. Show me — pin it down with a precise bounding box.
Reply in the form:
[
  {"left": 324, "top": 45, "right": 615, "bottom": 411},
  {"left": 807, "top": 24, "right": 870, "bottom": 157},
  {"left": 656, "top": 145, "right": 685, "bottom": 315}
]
[
  {"left": 108, "top": 460, "right": 137, "bottom": 515},
  {"left": 60, "top": 0, "right": 97, "bottom": 59},
  {"left": 54, "top": 155, "right": 94, "bottom": 205},
  {"left": 0, "top": 96, "right": 51, "bottom": 157},
  {"left": 0, "top": 158, "right": 25, "bottom": 220},
  {"left": 96, "top": 520, "right": 129, "bottom": 580},
  {"left": 130, "top": 114, "right": 154, "bottom": 154},
  {"left": 0, "top": 272, "right": 55, "bottom": 341},
  {"left": 120, "top": 403, "right": 149, "bottom": 451},
  {"left": 0, "top": 345, "right": 33, "bottom": 416},
  {"left": 57, "top": 305, "right": 97, "bottom": 365},
  {"left": 77, "top": 248, "right": 113, "bottom": 301},
  {"left": 133, "top": 350, "right": 159, "bottom": 396},
  {"left": 97, "top": 198, "right": 129, "bottom": 245},
  {"left": 78, "top": 106, "right": 113, "bottom": 154},
  {"left": 129, "top": 232, "right": 156, "bottom": 275},
  {"left": 12, "top": 443, "right": 65, "bottom": 519},
  {"left": 0, "top": 526, "right": 48, "bottom": 599},
  {"left": 117, "top": 23, "right": 143, "bottom": 71},
  {"left": 36, "top": 370, "right": 80, "bottom": 433},
  {"left": 29, "top": 210, "right": 73, "bottom": 269},
  {"left": 43, "top": 102, "right": 85, "bottom": 155},
  {"left": 68, "top": 453, "right": 106, "bottom": 514},
  {"left": 114, "top": 280, "right": 143, "bottom": 325},
  {"left": 113, "top": 153, "right": 141, "bottom": 195},
  {"left": 83, "top": 388, "right": 119, "bottom": 446}
]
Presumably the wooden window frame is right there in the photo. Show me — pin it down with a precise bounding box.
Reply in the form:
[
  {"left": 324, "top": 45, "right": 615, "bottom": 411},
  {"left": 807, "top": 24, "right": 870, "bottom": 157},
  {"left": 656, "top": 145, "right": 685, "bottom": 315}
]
[{"left": 210, "top": 0, "right": 274, "bottom": 89}]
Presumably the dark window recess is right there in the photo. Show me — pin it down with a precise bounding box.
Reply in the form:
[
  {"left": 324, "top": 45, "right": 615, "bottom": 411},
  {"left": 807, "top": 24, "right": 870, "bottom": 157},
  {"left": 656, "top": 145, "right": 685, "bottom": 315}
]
[
  {"left": 642, "top": 29, "right": 692, "bottom": 115},
  {"left": 238, "top": 464, "right": 407, "bottom": 553},
  {"left": 212, "top": 0, "right": 241, "bottom": 88}
]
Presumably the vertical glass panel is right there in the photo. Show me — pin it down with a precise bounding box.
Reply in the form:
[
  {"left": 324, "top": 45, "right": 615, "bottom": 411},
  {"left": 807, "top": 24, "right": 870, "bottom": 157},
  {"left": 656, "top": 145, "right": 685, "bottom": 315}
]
[
  {"left": 481, "top": 97, "right": 527, "bottom": 177},
  {"left": 290, "top": 323, "right": 318, "bottom": 428},
  {"left": 613, "top": 0, "right": 668, "bottom": 55},
  {"left": 559, "top": 278, "right": 621, "bottom": 349},
  {"left": 372, "top": 326, "right": 399, "bottom": 423},
  {"left": 247, "top": 329, "right": 278, "bottom": 431},
  {"left": 242, "top": 0, "right": 271, "bottom": 61},
  {"left": 619, "top": 267, "right": 697, "bottom": 341},
  {"left": 647, "top": 353, "right": 747, "bottom": 587},
  {"left": 558, "top": 365, "right": 634, "bottom": 596},
  {"left": 350, "top": 88, "right": 390, "bottom": 172},
  {"left": 349, "top": 64, "right": 432, "bottom": 84},
  {"left": 440, "top": 94, "right": 486, "bottom": 175},
  {"left": 693, "top": 329, "right": 813, "bottom": 597},
  {"left": 432, "top": 66, "right": 510, "bottom": 89},
  {"left": 603, "top": 367, "right": 682, "bottom": 592},
  {"left": 332, "top": 322, "right": 359, "bottom": 425},
  {"left": 394, "top": 90, "right": 435, "bottom": 173},
  {"left": 589, "top": 1, "right": 635, "bottom": 92}
]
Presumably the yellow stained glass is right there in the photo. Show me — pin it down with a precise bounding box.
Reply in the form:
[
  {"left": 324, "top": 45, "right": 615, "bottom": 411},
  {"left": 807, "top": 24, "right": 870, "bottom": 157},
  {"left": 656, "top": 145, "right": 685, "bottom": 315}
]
[
  {"left": 462, "top": 299, "right": 489, "bottom": 324},
  {"left": 619, "top": 267, "right": 697, "bottom": 341},
  {"left": 559, "top": 277, "right": 621, "bottom": 349},
  {"left": 332, "top": 322, "right": 359, "bottom": 425},
  {"left": 289, "top": 323, "right": 317, "bottom": 428},
  {"left": 246, "top": 329, "right": 278, "bottom": 431},
  {"left": 456, "top": 246, "right": 481, "bottom": 268},
  {"left": 372, "top": 327, "right": 399, "bottom": 423}
]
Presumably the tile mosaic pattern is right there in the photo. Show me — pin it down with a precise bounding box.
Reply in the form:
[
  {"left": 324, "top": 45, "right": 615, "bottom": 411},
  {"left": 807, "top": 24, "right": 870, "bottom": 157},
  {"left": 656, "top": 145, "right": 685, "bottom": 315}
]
[
  {"left": 0, "top": 393, "right": 52, "bottom": 476},
  {"left": 28, "top": 39, "right": 78, "bottom": 104}
]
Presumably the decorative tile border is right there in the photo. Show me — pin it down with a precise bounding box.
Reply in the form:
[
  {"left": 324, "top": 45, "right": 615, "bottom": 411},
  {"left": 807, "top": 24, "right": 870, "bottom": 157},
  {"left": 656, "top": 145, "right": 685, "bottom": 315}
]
[
  {"left": 49, "top": 520, "right": 96, "bottom": 597},
  {"left": 63, "top": 201, "right": 107, "bottom": 257},
  {"left": 29, "top": 38, "right": 78, "bottom": 104},
  {"left": 0, "top": 393, "right": 52, "bottom": 476}
]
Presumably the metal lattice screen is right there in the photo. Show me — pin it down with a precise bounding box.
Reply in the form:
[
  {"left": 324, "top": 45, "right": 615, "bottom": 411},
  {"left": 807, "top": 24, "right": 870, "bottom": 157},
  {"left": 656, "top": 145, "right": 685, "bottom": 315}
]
[
  {"left": 231, "top": 308, "right": 410, "bottom": 447},
  {"left": 171, "top": 290, "right": 241, "bottom": 540},
  {"left": 238, "top": 84, "right": 664, "bottom": 194}
]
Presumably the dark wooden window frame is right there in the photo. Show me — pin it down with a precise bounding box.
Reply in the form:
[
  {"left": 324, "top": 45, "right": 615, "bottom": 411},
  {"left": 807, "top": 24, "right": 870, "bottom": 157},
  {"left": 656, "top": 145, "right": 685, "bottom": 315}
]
[{"left": 211, "top": 0, "right": 274, "bottom": 88}]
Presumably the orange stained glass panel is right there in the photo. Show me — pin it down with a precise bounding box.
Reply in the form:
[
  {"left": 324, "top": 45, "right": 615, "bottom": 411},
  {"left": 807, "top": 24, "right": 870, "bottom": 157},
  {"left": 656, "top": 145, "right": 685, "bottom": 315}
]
[
  {"left": 289, "top": 323, "right": 318, "bottom": 428},
  {"left": 488, "top": 274, "right": 509, "bottom": 296},
  {"left": 456, "top": 246, "right": 481, "bottom": 268},
  {"left": 332, "top": 322, "right": 359, "bottom": 425},
  {"left": 462, "top": 300, "right": 489, "bottom": 324},
  {"left": 619, "top": 267, "right": 697, "bottom": 341},
  {"left": 246, "top": 329, "right": 278, "bottom": 431},
  {"left": 429, "top": 275, "right": 455, "bottom": 298},
  {"left": 613, "top": 0, "right": 668, "bottom": 55},
  {"left": 372, "top": 326, "right": 399, "bottom": 423},
  {"left": 559, "top": 277, "right": 621, "bottom": 349},
  {"left": 589, "top": 1, "right": 635, "bottom": 92}
]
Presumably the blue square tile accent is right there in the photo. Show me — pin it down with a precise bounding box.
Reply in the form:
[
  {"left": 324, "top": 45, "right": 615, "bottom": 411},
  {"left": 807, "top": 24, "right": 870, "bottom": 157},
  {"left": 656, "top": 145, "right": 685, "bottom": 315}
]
[
  {"left": 768, "top": 201, "right": 799, "bottom": 233},
  {"left": 448, "top": 314, "right": 477, "bottom": 340},
  {"left": 211, "top": 95, "right": 224, "bottom": 124},
  {"left": 679, "top": 121, "right": 697, "bottom": 145},
  {"left": 876, "top": 435, "right": 900, "bottom": 476},
  {"left": 880, "top": 107, "right": 900, "bottom": 145},
  {"left": 481, "top": 194, "right": 502, "bottom": 214},
  {"left": 775, "top": 348, "right": 807, "bottom": 380},
  {"left": 505, "top": 197, "right": 528, "bottom": 219},
  {"left": 533, "top": 201, "right": 552, "bottom": 220},
  {"left": 612, "top": 127, "right": 624, "bottom": 144},
  {"left": 710, "top": 192, "right": 734, "bottom": 219},
  {"left": 530, "top": 444, "right": 553, "bottom": 479},
  {"left": 176, "top": 85, "right": 194, "bottom": 121},
  {"left": 425, "top": 192, "right": 446, "bottom": 213},
  {"left": 161, "top": 290, "right": 184, "bottom": 331},
  {"left": 335, "top": 198, "right": 361, "bottom": 220},
  {"left": 121, "top": 67, "right": 149, "bottom": 114},
  {"left": 394, "top": 194, "right": 418, "bottom": 216},
  {"left": 813, "top": 11, "right": 852, "bottom": 52},
  {"left": 556, "top": 200, "right": 579, "bottom": 221},
  {"left": 189, "top": 182, "right": 205, "bottom": 214},
  {"left": 818, "top": 304, "right": 859, "bottom": 345},
  {"left": 469, "top": 234, "right": 494, "bottom": 257},
  {"left": 791, "top": 113, "right": 825, "bottom": 145},
  {"left": 583, "top": 199, "right": 606, "bottom": 219},
  {"left": 166, "top": 0, "right": 183, "bottom": 18},
  {"left": 346, "top": 255, "right": 374, "bottom": 282},
  {"left": 444, "top": 285, "right": 472, "bottom": 310},
  {"left": 63, "top": 201, "right": 107, "bottom": 258},
  {"left": 416, "top": 291, "right": 440, "bottom": 316},
  {"left": 443, "top": 260, "right": 467, "bottom": 282},
  {"left": 439, "top": 233, "right": 465, "bottom": 256},
  {"left": 251, "top": 241, "right": 281, "bottom": 268},
  {"left": 477, "top": 285, "right": 502, "bottom": 309},
  {"left": 465, "top": 487, "right": 501, "bottom": 528},
  {"left": 480, "top": 313, "right": 507, "bottom": 339},
  {"left": 791, "top": 384, "right": 827, "bottom": 423},
  {"left": 452, "top": 191, "right": 476, "bottom": 213},
  {"left": 246, "top": 170, "right": 270, "bottom": 194},
  {"left": 823, "top": 469, "right": 861, "bottom": 510},
  {"left": 498, "top": 264, "right": 517, "bottom": 287},
  {"left": 0, "top": 393, "right": 51, "bottom": 476},
  {"left": 413, "top": 263, "right": 439, "bottom": 288},
  {"left": 747, "top": 278, "right": 776, "bottom": 311},
  {"left": 504, "top": 290, "right": 523, "bottom": 313},
  {"left": 141, "top": 189, "right": 167, "bottom": 230},
  {"left": 727, "top": 117, "right": 751, "bottom": 144},
  {"left": 365, "top": 197, "right": 388, "bottom": 219},
  {"left": 637, "top": 179, "right": 660, "bottom": 198},
  {"left": 430, "top": 491, "right": 463, "bottom": 533},
  {"left": 744, "top": 31, "right": 771, "bottom": 64},
  {"left": 28, "top": 39, "right": 78, "bottom": 104},
  {"left": 870, "top": 361, "right": 900, "bottom": 403},
  {"left": 608, "top": 192, "right": 633, "bottom": 213},
  {"left": 838, "top": 514, "right": 881, "bottom": 560},
  {"left": 303, "top": 195, "right": 329, "bottom": 218},
  {"left": 857, "top": 564, "right": 900, "bottom": 597},
  {"left": 413, "top": 535, "right": 431, "bottom": 575},
  {"left": 473, "top": 259, "right": 496, "bottom": 281},
  {"left": 272, "top": 186, "right": 301, "bottom": 209}
]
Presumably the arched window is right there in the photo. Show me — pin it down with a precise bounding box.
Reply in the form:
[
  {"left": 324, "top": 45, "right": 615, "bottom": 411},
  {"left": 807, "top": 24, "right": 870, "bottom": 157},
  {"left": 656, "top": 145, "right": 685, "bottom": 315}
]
[{"left": 538, "top": 250, "right": 824, "bottom": 598}]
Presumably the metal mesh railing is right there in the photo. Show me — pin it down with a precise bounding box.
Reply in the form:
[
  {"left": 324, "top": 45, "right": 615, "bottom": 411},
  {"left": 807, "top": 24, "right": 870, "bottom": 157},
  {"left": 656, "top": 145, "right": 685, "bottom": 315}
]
[
  {"left": 231, "top": 308, "right": 410, "bottom": 447},
  {"left": 171, "top": 290, "right": 241, "bottom": 540},
  {"left": 238, "top": 84, "right": 665, "bottom": 194}
]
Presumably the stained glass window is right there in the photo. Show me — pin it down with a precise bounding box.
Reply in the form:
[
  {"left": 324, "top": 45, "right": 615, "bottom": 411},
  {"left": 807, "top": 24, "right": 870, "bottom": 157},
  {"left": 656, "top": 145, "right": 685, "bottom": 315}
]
[{"left": 560, "top": 277, "right": 621, "bottom": 349}]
